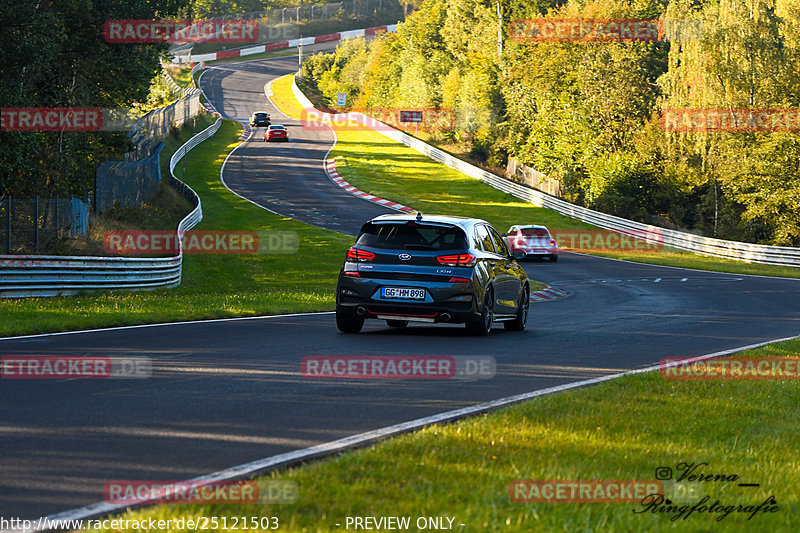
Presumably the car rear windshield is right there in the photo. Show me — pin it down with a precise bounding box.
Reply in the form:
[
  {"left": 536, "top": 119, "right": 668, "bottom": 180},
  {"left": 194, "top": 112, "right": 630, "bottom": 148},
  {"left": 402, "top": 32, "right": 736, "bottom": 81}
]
[
  {"left": 255, "top": 113, "right": 268, "bottom": 117},
  {"left": 357, "top": 222, "right": 468, "bottom": 251},
  {"left": 519, "top": 228, "right": 550, "bottom": 237}
]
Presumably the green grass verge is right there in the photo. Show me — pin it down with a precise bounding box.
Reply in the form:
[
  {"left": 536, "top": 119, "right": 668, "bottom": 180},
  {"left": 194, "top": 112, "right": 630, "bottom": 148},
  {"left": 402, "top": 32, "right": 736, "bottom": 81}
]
[
  {"left": 271, "top": 74, "right": 800, "bottom": 280},
  {"left": 88, "top": 338, "right": 800, "bottom": 532},
  {"left": 0, "top": 119, "right": 354, "bottom": 337}
]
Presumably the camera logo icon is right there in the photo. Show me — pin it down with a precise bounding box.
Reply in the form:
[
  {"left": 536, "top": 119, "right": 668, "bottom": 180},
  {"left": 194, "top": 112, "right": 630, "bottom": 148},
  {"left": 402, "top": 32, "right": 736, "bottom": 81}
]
[{"left": 655, "top": 467, "right": 673, "bottom": 480}]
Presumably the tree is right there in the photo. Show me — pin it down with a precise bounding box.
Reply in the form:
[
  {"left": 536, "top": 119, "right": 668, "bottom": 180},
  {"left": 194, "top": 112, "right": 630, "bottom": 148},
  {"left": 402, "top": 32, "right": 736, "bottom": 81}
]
[{"left": 0, "top": 0, "right": 187, "bottom": 197}]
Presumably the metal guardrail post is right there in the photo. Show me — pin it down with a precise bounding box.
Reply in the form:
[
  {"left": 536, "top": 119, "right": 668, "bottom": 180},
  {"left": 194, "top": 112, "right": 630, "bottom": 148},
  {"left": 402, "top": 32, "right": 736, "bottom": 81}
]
[
  {"left": 5, "top": 196, "right": 10, "bottom": 254},
  {"left": 34, "top": 195, "right": 39, "bottom": 251}
]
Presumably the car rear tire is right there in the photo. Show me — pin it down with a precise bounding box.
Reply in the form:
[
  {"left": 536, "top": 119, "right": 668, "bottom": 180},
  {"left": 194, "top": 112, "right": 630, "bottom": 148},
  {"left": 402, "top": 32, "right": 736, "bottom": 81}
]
[
  {"left": 466, "top": 288, "right": 493, "bottom": 336},
  {"left": 505, "top": 286, "right": 529, "bottom": 331},
  {"left": 550, "top": 255, "right": 558, "bottom": 262},
  {"left": 386, "top": 320, "right": 408, "bottom": 328},
  {"left": 336, "top": 307, "right": 364, "bottom": 333}
]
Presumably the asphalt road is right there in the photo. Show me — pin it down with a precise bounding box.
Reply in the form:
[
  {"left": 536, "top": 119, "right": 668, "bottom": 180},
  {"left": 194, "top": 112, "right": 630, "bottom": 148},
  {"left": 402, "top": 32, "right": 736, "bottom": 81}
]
[
  {"left": 2, "top": 56, "right": 800, "bottom": 519},
  {"left": 200, "top": 55, "right": 392, "bottom": 235}
]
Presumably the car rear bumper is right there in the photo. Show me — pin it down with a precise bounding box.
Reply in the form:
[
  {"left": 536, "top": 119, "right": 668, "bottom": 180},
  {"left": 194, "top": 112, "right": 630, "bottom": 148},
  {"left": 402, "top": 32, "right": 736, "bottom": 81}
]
[
  {"left": 517, "top": 248, "right": 558, "bottom": 256},
  {"left": 337, "top": 277, "right": 479, "bottom": 323},
  {"left": 336, "top": 299, "right": 479, "bottom": 323}
]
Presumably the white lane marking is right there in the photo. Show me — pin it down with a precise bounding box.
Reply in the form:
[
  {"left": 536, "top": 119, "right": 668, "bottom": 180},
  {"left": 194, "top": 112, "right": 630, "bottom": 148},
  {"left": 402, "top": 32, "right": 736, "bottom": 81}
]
[
  {"left": 654, "top": 278, "right": 662, "bottom": 283},
  {"left": 0, "top": 312, "right": 334, "bottom": 341},
  {"left": 218, "top": 127, "right": 289, "bottom": 217},
  {"left": 681, "top": 277, "right": 688, "bottom": 282},
  {"left": 17, "top": 333, "right": 800, "bottom": 531},
  {"left": 568, "top": 251, "right": 800, "bottom": 283}
]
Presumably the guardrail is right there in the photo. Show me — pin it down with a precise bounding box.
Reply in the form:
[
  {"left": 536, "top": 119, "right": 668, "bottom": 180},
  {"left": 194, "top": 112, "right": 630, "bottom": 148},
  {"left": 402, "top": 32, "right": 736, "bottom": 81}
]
[
  {"left": 292, "top": 76, "right": 800, "bottom": 267},
  {"left": 174, "top": 23, "right": 397, "bottom": 63},
  {"left": 0, "top": 118, "right": 220, "bottom": 298}
]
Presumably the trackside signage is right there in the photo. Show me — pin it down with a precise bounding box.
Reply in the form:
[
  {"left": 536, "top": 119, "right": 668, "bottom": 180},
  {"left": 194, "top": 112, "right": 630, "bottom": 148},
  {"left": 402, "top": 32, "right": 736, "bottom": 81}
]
[
  {"left": 1, "top": 356, "right": 151, "bottom": 379},
  {"left": 104, "top": 480, "right": 298, "bottom": 505},
  {"left": 103, "top": 19, "right": 258, "bottom": 44},
  {"left": 301, "top": 356, "right": 495, "bottom": 380}
]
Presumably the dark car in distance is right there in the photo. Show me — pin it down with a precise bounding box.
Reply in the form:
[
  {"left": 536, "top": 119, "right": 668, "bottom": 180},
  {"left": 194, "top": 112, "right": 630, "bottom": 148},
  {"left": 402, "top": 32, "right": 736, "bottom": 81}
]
[
  {"left": 249, "top": 111, "right": 271, "bottom": 127},
  {"left": 335, "top": 213, "right": 530, "bottom": 335}
]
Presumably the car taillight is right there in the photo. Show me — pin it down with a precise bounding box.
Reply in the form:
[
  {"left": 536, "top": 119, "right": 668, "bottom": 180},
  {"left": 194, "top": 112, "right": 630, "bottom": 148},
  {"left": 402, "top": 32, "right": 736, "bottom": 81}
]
[
  {"left": 346, "top": 247, "right": 375, "bottom": 262},
  {"left": 515, "top": 240, "right": 526, "bottom": 247},
  {"left": 550, "top": 239, "right": 557, "bottom": 246},
  {"left": 448, "top": 276, "right": 471, "bottom": 283},
  {"left": 436, "top": 253, "right": 477, "bottom": 267},
  {"left": 343, "top": 271, "right": 361, "bottom": 277}
]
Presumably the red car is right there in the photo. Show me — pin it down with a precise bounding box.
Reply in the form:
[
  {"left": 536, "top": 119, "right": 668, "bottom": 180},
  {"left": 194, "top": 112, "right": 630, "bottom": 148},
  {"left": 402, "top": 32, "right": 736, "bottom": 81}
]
[{"left": 264, "top": 125, "right": 288, "bottom": 142}]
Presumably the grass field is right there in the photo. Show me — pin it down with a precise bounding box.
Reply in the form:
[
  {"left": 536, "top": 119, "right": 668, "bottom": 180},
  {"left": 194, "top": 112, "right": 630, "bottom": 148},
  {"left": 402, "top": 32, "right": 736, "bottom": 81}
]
[
  {"left": 87, "top": 337, "right": 800, "bottom": 533},
  {"left": 272, "top": 74, "right": 800, "bottom": 281}
]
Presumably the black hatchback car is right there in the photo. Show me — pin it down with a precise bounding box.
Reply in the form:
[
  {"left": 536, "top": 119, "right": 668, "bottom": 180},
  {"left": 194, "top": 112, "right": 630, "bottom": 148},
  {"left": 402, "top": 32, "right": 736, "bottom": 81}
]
[
  {"left": 336, "top": 213, "right": 530, "bottom": 335},
  {"left": 249, "top": 111, "right": 271, "bottom": 127}
]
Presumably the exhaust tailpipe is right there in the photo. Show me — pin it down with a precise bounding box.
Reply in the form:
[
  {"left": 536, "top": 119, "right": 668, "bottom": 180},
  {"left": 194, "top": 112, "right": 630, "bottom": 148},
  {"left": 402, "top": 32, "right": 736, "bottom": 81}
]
[
  {"left": 440, "top": 313, "right": 451, "bottom": 322},
  {"left": 356, "top": 306, "right": 367, "bottom": 316}
]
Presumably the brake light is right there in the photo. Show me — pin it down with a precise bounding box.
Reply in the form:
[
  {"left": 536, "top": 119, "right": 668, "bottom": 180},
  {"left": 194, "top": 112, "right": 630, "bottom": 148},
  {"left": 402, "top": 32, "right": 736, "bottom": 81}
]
[
  {"left": 436, "top": 253, "right": 477, "bottom": 267},
  {"left": 343, "top": 271, "right": 361, "bottom": 277},
  {"left": 515, "top": 240, "right": 526, "bottom": 247},
  {"left": 550, "top": 239, "right": 557, "bottom": 246},
  {"left": 448, "top": 276, "right": 471, "bottom": 283},
  {"left": 346, "top": 247, "right": 375, "bottom": 262}
]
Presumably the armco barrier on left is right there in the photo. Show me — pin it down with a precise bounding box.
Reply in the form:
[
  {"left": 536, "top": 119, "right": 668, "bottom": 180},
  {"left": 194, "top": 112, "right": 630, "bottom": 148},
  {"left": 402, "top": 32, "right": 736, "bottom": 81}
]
[{"left": 0, "top": 118, "right": 219, "bottom": 298}]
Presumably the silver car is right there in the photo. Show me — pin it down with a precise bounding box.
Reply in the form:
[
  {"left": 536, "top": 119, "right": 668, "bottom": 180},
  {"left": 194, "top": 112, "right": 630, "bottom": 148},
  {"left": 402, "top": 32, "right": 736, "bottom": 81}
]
[{"left": 506, "top": 225, "right": 559, "bottom": 262}]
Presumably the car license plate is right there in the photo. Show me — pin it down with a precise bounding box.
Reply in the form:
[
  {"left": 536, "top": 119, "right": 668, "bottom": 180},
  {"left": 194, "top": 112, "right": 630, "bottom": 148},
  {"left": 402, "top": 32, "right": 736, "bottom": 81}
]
[
  {"left": 381, "top": 287, "right": 426, "bottom": 300},
  {"left": 533, "top": 249, "right": 545, "bottom": 253}
]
